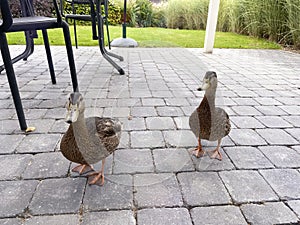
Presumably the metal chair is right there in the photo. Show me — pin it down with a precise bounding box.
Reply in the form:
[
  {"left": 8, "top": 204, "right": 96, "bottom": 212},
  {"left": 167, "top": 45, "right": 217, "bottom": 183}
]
[
  {"left": 0, "top": 0, "right": 79, "bottom": 132},
  {"left": 61, "top": 0, "right": 124, "bottom": 75}
]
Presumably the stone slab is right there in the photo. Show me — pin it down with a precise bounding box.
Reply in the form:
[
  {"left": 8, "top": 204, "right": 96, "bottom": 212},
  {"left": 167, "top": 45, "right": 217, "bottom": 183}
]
[
  {"left": 177, "top": 172, "right": 231, "bottom": 206},
  {"left": 259, "top": 146, "right": 300, "bottom": 168},
  {"left": 153, "top": 148, "right": 195, "bottom": 172},
  {"left": 83, "top": 174, "right": 133, "bottom": 210},
  {"left": 219, "top": 170, "right": 278, "bottom": 204},
  {"left": 287, "top": 200, "right": 300, "bottom": 219},
  {"left": 131, "top": 131, "right": 165, "bottom": 148},
  {"left": 0, "top": 154, "right": 32, "bottom": 180},
  {"left": 82, "top": 210, "right": 135, "bottom": 225},
  {"left": 163, "top": 130, "right": 197, "bottom": 148},
  {"left": 22, "top": 152, "right": 70, "bottom": 179},
  {"left": 0, "top": 180, "right": 39, "bottom": 218},
  {"left": 225, "top": 146, "right": 274, "bottom": 169},
  {"left": 138, "top": 208, "right": 192, "bottom": 225},
  {"left": 134, "top": 173, "right": 183, "bottom": 208},
  {"left": 114, "top": 149, "right": 154, "bottom": 174},
  {"left": 229, "top": 129, "right": 267, "bottom": 146},
  {"left": 241, "top": 202, "right": 299, "bottom": 225},
  {"left": 191, "top": 205, "right": 248, "bottom": 225},
  {"left": 29, "top": 178, "right": 86, "bottom": 215},
  {"left": 0, "top": 135, "right": 24, "bottom": 154},
  {"left": 24, "top": 214, "right": 80, "bottom": 225},
  {"left": 260, "top": 169, "right": 300, "bottom": 200}
]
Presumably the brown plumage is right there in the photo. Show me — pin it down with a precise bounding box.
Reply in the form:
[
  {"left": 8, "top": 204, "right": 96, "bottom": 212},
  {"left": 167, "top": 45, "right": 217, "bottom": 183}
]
[
  {"left": 189, "top": 71, "right": 231, "bottom": 160},
  {"left": 60, "top": 92, "right": 121, "bottom": 185}
]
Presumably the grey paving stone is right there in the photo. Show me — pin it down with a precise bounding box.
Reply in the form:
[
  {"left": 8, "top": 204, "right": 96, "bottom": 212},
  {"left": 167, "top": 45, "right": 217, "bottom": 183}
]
[
  {"left": 0, "top": 120, "right": 18, "bottom": 134},
  {"left": 230, "top": 116, "right": 265, "bottom": 129},
  {"left": 165, "top": 98, "right": 190, "bottom": 106},
  {"left": 157, "top": 106, "right": 184, "bottom": 117},
  {"left": 22, "top": 152, "right": 70, "bottom": 179},
  {"left": 174, "top": 116, "right": 190, "bottom": 129},
  {"left": 44, "top": 108, "right": 66, "bottom": 119},
  {"left": 255, "top": 116, "right": 293, "bottom": 128},
  {"left": 225, "top": 147, "right": 274, "bottom": 169},
  {"left": 229, "top": 129, "right": 267, "bottom": 146},
  {"left": 119, "top": 131, "right": 130, "bottom": 149},
  {"left": 134, "top": 173, "right": 183, "bottom": 208},
  {"left": 103, "top": 107, "right": 130, "bottom": 118},
  {"left": 192, "top": 148, "right": 235, "bottom": 171},
  {"left": 131, "top": 131, "right": 165, "bottom": 148},
  {"left": 191, "top": 205, "right": 247, "bottom": 225},
  {"left": 145, "top": 117, "right": 176, "bottom": 130},
  {"left": 0, "top": 180, "right": 39, "bottom": 217},
  {"left": 0, "top": 154, "right": 32, "bottom": 180},
  {"left": 255, "top": 105, "right": 288, "bottom": 116},
  {"left": 241, "top": 202, "right": 299, "bottom": 225},
  {"left": 259, "top": 146, "right": 300, "bottom": 168},
  {"left": 16, "top": 134, "right": 60, "bottom": 153},
  {"left": 282, "top": 116, "right": 300, "bottom": 127},
  {"left": 232, "top": 97, "right": 259, "bottom": 106},
  {"left": 254, "top": 97, "right": 282, "bottom": 106},
  {"left": 49, "top": 119, "right": 69, "bottom": 133},
  {"left": 138, "top": 208, "right": 192, "bottom": 225},
  {"left": 26, "top": 119, "right": 56, "bottom": 134},
  {"left": 256, "top": 129, "right": 298, "bottom": 145},
  {"left": 114, "top": 149, "right": 154, "bottom": 174},
  {"left": 286, "top": 128, "right": 300, "bottom": 142},
  {"left": 83, "top": 174, "right": 133, "bottom": 210},
  {"left": 0, "top": 134, "right": 24, "bottom": 154},
  {"left": 120, "top": 117, "right": 146, "bottom": 131},
  {"left": 260, "top": 169, "right": 300, "bottom": 200},
  {"left": 219, "top": 170, "right": 278, "bottom": 204},
  {"left": 82, "top": 210, "right": 135, "bottom": 225},
  {"left": 131, "top": 106, "right": 157, "bottom": 117},
  {"left": 153, "top": 148, "right": 194, "bottom": 172},
  {"left": 24, "top": 214, "right": 80, "bottom": 225},
  {"left": 287, "top": 200, "right": 300, "bottom": 218},
  {"left": 280, "top": 105, "right": 300, "bottom": 115},
  {"left": 0, "top": 218, "right": 22, "bottom": 225},
  {"left": 163, "top": 130, "right": 196, "bottom": 147},
  {"left": 151, "top": 90, "right": 173, "bottom": 98},
  {"left": 177, "top": 172, "right": 231, "bottom": 206},
  {"left": 231, "top": 106, "right": 262, "bottom": 116},
  {"left": 142, "top": 98, "right": 165, "bottom": 106},
  {"left": 29, "top": 178, "right": 86, "bottom": 215}
]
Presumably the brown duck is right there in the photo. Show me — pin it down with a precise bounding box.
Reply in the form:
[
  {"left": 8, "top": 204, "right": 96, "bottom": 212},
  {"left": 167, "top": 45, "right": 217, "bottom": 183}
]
[
  {"left": 189, "top": 71, "right": 231, "bottom": 160},
  {"left": 60, "top": 92, "right": 122, "bottom": 185}
]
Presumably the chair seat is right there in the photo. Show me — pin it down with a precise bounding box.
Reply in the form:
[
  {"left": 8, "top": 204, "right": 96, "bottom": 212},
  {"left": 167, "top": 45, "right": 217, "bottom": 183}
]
[
  {"left": 6, "top": 16, "right": 58, "bottom": 32},
  {"left": 65, "top": 14, "right": 93, "bottom": 21}
]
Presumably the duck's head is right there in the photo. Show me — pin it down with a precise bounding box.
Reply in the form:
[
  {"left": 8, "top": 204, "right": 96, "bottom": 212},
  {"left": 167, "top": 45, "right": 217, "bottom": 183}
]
[
  {"left": 197, "top": 71, "right": 218, "bottom": 91},
  {"left": 65, "top": 92, "right": 85, "bottom": 124}
]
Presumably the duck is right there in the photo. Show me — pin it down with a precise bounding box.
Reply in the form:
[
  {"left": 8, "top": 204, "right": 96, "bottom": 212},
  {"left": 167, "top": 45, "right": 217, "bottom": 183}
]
[
  {"left": 60, "top": 92, "right": 122, "bottom": 186},
  {"left": 189, "top": 71, "right": 231, "bottom": 160}
]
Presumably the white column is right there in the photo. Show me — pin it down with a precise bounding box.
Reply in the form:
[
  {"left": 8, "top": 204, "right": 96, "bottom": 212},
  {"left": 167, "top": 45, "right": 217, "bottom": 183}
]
[{"left": 204, "top": 0, "right": 220, "bottom": 53}]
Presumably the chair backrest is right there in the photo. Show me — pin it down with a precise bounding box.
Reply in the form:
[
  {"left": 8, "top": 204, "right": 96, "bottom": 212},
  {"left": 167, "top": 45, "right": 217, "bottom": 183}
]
[
  {"left": 0, "top": 0, "right": 13, "bottom": 31},
  {"left": 0, "top": 0, "right": 63, "bottom": 32}
]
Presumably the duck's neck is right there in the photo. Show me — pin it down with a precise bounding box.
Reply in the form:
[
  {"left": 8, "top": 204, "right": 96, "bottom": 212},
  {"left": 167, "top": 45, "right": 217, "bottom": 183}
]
[{"left": 202, "top": 89, "right": 216, "bottom": 110}]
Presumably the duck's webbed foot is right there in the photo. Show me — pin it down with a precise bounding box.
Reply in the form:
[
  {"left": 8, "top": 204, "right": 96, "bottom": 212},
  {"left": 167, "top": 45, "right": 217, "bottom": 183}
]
[
  {"left": 208, "top": 139, "right": 222, "bottom": 161},
  {"left": 192, "top": 137, "right": 205, "bottom": 158},
  {"left": 87, "top": 171, "right": 105, "bottom": 186},
  {"left": 193, "top": 147, "right": 205, "bottom": 158},
  {"left": 209, "top": 148, "right": 222, "bottom": 161},
  {"left": 72, "top": 164, "right": 94, "bottom": 175}
]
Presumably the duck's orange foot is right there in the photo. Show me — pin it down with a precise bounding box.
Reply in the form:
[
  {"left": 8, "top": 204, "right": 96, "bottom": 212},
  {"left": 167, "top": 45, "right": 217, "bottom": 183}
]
[
  {"left": 192, "top": 147, "right": 205, "bottom": 158},
  {"left": 72, "top": 164, "right": 94, "bottom": 175},
  {"left": 87, "top": 171, "right": 105, "bottom": 186},
  {"left": 209, "top": 149, "right": 222, "bottom": 161}
]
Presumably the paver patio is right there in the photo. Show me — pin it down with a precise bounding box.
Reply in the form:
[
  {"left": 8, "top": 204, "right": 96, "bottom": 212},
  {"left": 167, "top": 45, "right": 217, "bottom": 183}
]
[{"left": 0, "top": 46, "right": 300, "bottom": 224}]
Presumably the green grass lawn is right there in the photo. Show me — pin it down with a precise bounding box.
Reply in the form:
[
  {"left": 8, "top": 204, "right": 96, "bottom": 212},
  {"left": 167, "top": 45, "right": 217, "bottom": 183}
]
[{"left": 6, "top": 26, "right": 281, "bottom": 49}]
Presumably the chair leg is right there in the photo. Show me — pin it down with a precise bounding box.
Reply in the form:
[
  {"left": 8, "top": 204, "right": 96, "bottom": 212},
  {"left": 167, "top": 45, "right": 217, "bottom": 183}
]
[
  {"left": 0, "top": 31, "right": 34, "bottom": 74},
  {"left": 96, "top": 1, "right": 124, "bottom": 75},
  {"left": 0, "top": 33, "right": 27, "bottom": 131},
  {"left": 61, "top": 21, "right": 79, "bottom": 92},
  {"left": 42, "top": 29, "right": 56, "bottom": 84}
]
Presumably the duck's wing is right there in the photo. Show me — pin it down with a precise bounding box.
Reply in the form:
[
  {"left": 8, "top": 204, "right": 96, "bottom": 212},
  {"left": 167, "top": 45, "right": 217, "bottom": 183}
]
[
  {"left": 189, "top": 109, "right": 200, "bottom": 137},
  {"left": 212, "top": 107, "right": 231, "bottom": 139}
]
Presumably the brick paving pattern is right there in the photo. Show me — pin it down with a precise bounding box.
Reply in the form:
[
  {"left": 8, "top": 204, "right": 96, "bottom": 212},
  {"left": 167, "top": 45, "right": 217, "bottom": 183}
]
[{"left": 0, "top": 46, "right": 300, "bottom": 224}]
